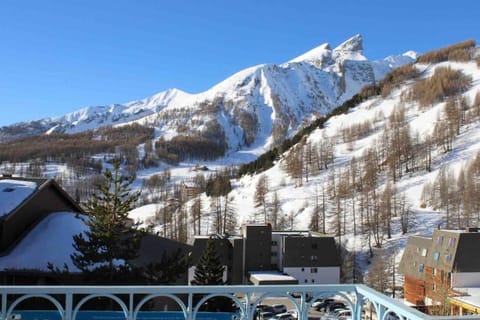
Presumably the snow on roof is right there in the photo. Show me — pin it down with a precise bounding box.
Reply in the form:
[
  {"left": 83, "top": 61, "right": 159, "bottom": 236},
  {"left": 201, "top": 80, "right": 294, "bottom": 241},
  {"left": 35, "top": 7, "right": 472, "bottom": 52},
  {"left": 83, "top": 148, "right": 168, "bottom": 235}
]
[
  {"left": 452, "top": 287, "right": 480, "bottom": 309},
  {"left": 183, "top": 181, "right": 199, "bottom": 188},
  {"left": 0, "top": 212, "right": 87, "bottom": 271},
  {"left": 0, "top": 179, "right": 38, "bottom": 217},
  {"left": 249, "top": 271, "right": 298, "bottom": 283}
]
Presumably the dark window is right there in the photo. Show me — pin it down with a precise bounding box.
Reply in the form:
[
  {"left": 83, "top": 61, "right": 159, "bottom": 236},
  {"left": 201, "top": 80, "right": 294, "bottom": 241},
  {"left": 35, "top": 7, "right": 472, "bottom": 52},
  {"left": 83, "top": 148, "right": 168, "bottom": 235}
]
[
  {"left": 272, "top": 241, "right": 278, "bottom": 246},
  {"left": 311, "top": 267, "right": 318, "bottom": 273},
  {"left": 301, "top": 267, "right": 305, "bottom": 272},
  {"left": 448, "top": 238, "right": 456, "bottom": 247},
  {"left": 418, "top": 264, "right": 424, "bottom": 272},
  {"left": 271, "top": 252, "right": 277, "bottom": 257},
  {"left": 311, "top": 279, "right": 315, "bottom": 283},
  {"left": 312, "top": 243, "right": 318, "bottom": 249},
  {"left": 437, "top": 236, "right": 444, "bottom": 245}
]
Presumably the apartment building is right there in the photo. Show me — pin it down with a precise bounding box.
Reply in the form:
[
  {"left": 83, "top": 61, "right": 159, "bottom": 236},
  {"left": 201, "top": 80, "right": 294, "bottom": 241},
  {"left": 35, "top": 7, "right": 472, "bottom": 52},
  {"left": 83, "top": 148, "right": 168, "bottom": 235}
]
[
  {"left": 188, "top": 224, "right": 340, "bottom": 285},
  {"left": 399, "top": 228, "right": 480, "bottom": 315}
]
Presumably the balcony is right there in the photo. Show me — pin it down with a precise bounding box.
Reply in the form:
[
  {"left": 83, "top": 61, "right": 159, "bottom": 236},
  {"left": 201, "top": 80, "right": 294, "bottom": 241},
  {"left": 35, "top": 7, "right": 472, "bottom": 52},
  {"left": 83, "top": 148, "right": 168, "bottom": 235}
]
[{"left": 0, "top": 284, "right": 477, "bottom": 320}]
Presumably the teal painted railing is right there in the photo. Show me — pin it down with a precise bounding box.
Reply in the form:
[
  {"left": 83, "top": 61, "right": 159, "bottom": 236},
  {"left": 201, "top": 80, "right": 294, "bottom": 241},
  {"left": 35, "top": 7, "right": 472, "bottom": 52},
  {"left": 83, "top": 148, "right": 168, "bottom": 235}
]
[{"left": 0, "top": 284, "right": 478, "bottom": 320}]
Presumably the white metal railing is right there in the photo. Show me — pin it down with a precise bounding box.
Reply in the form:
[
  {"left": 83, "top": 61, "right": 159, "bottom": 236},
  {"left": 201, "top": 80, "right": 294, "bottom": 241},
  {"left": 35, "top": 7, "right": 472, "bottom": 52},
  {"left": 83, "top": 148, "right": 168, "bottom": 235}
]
[{"left": 0, "top": 284, "right": 479, "bottom": 320}]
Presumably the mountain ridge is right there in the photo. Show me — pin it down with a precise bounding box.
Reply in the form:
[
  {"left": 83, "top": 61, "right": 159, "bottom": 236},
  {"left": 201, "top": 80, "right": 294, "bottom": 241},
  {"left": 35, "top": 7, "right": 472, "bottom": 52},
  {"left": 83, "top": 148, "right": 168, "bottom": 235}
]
[{"left": 0, "top": 35, "right": 416, "bottom": 159}]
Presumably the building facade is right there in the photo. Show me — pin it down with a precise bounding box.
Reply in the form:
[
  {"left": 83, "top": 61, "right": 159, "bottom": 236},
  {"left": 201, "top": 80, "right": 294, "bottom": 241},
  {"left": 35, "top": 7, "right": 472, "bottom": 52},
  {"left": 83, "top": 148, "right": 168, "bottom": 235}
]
[
  {"left": 188, "top": 224, "right": 340, "bottom": 285},
  {"left": 399, "top": 228, "right": 480, "bottom": 315}
]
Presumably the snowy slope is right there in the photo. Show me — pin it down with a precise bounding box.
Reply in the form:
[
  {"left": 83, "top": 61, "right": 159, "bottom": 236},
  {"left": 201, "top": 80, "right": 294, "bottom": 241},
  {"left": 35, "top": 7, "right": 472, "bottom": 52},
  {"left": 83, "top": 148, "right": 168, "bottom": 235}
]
[
  {"left": 0, "top": 35, "right": 416, "bottom": 160},
  {"left": 128, "top": 52, "right": 480, "bottom": 280},
  {"left": 219, "top": 58, "right": 480, "bottom": 275}
]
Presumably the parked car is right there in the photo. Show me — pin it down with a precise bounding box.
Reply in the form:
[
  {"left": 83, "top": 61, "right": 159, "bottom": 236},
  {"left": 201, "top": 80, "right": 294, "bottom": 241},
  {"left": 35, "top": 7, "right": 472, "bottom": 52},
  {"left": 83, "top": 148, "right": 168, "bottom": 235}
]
[
  {"left": 272, "top": 312, "right": 294, "bottom": 320},
  {"left": 326, "top": 301, "right": 347, "bottom": 313},
  {"left": 314, "top": 299, "right": 337, "bottom": 312},
  {"left": 286, "top": 309, "right": 298, "bottom": 319},
  {"left": 334, "top": 309, "right": 351, "bottom": 318},
  {"left": 259, "top": 311, "right": 274, "bottom": 320},
  {"left": 254, "top": 305, "right": 275, "bottom": 320},
  {"left": 312, "top": 298, "right": 335, "bottom": 309},
  {"left": 272, "top": 304, "right": 287, "bottom": 314},
  {"left": 256, "top": 305, "right": 275, "bottom": 313},
  {"left": 385, "top": 313, "right": 400, "bottom": 320}
]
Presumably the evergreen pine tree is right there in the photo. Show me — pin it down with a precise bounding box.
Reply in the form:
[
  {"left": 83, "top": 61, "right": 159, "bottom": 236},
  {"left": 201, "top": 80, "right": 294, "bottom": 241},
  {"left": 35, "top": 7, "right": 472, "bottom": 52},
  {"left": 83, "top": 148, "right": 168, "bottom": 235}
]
[
  {"left": 70, "top": 159, "right": 141, "bottom": 283},
  {"left": 48, "top": 159, "right": 189, "bottom": 284},
  {"left": 192, "top": 239, "right": 225, "bottom": 285}
]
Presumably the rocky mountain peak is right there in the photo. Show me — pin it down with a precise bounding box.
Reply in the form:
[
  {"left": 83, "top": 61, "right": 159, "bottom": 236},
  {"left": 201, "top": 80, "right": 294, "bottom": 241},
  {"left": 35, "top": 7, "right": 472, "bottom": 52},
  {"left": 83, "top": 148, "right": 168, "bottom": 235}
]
[{"left": 334, "top": 34, "right": 363, "bottom": 53}]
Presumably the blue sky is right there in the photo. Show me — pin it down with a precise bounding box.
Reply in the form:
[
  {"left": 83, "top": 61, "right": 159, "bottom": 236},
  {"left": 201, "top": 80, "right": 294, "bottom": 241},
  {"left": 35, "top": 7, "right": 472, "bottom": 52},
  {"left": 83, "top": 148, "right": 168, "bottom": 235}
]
[{"left": 0, "top": 0, "right": 479, "bottom": 126}]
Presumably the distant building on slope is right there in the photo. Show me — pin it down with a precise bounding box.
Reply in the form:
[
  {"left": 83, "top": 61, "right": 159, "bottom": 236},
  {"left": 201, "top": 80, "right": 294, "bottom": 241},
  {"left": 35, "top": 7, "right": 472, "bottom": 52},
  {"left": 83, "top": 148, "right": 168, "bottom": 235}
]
[
  {"left": 399, "top": 228, "right": 480, "bottom": 316},
  {"left": 188, "top": 224, "right": 340, "bottom": 285},
  {"left": 181, "top": 181, "right": 201, "bottom": 202}
]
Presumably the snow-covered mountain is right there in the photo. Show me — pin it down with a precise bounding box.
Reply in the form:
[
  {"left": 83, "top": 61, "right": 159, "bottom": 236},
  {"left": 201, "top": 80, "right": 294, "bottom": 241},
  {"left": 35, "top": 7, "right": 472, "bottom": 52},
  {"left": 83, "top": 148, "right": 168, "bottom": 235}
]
[
  {"left": 218, "top": 43, "right": 480, "bottom": 279},
  {"left": 0, "top": 35, "right": 416, "bottom": 158},
  {"left": 2, "top": 38, "right": 479, "bottom": 286}
]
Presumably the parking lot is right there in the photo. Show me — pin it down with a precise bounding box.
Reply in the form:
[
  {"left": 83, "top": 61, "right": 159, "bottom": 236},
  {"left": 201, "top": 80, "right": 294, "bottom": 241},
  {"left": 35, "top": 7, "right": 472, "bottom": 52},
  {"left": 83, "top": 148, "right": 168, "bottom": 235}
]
[{"left": 246, "top": 296, "right": 335, "bottom": 320}]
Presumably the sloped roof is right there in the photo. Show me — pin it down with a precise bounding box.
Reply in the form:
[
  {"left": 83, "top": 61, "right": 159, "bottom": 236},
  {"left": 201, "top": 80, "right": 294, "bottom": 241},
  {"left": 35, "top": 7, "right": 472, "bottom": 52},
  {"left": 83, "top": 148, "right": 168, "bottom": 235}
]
[
  {"left": 0, "top": 176, "right": 84, "bottom": 217},
  {"left": 0, "top": 179, "right": 38, "bottom": 217},
  {"left": 398, "top": 235, "right": 431, "bottom": 280},
  {"left": 400, "top": 229, "right": 480, "bottom": 277},
  {"left": 452, "top": 232, "right": 480, "bottom": 272},
  {"left": 0, "top": 212, "right": 87, "bottom": 271},
  {"left": 0, "top": 211, "right": 192, "bottom": 272}
]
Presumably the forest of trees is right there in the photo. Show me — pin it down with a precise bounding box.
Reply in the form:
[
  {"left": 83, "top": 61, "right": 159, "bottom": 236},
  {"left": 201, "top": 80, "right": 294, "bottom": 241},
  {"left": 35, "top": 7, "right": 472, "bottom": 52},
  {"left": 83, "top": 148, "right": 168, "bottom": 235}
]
[{"left": 422, "top": 149, "right": 480, "bottom": 229}]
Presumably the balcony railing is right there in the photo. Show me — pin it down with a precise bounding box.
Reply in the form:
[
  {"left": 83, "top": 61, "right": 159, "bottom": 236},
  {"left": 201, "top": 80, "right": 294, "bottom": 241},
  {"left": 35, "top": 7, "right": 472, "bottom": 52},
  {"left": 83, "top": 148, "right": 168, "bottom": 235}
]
[{"left": 0, "top": 284, "right": 479, "bottom": 320}]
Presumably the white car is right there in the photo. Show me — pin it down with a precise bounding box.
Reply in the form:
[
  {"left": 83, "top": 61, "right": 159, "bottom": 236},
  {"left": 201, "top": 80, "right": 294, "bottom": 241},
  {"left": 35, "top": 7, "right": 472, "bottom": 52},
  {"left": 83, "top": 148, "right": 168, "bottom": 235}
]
[
  {"left": 272, "top": 313, "right": 294, "bottom": 320},
  {"left": 286, "top": 309, "right": 298, "bottom": 319},
  {"left": 334, "top": 309, "right": 351, "bottom": 318}
]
